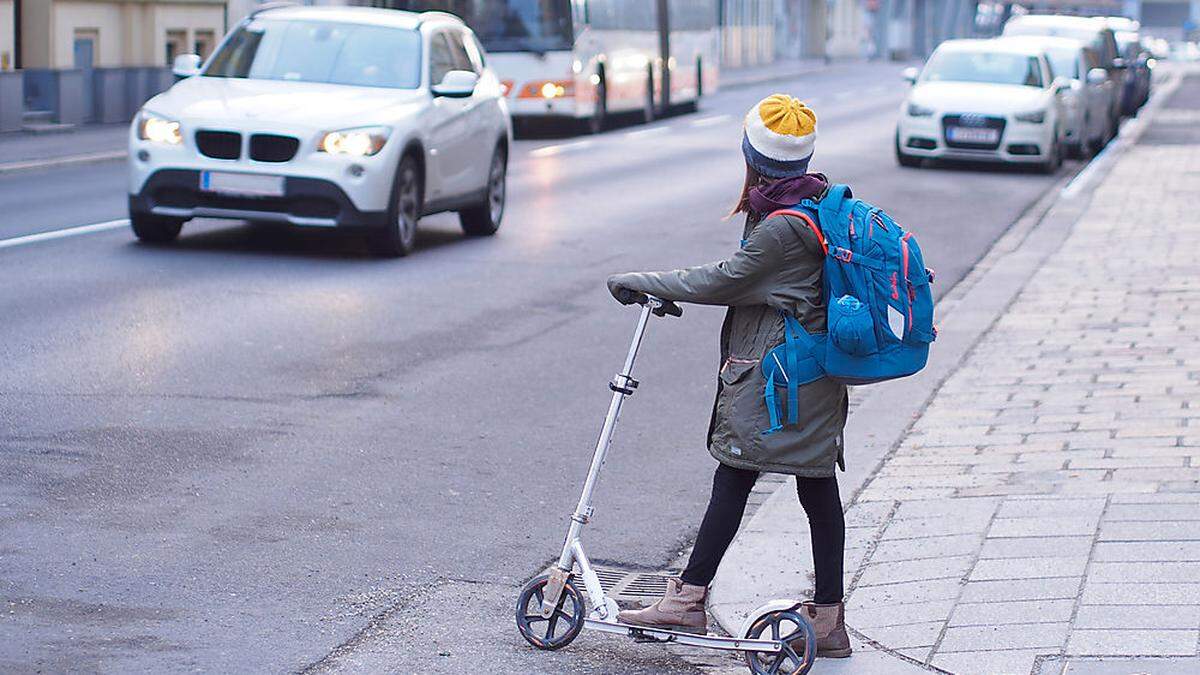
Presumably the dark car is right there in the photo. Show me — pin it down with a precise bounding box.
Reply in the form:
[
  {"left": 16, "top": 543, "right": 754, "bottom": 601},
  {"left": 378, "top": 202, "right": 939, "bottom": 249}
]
[{"left": 1107, "top": 18, "right": 1153, "bottom": 114}]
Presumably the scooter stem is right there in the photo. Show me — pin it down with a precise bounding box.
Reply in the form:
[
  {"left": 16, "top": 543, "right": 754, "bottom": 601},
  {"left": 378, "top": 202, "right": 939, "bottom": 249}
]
[{"left": 555, "top": 303, "right": 655, "bottom": 573}]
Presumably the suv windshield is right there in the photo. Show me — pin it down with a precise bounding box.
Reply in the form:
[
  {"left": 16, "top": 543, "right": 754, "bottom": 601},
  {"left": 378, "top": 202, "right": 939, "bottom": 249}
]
[
  {"left": 388, "top": 1, "right": 573, "bottom": 53},
  {"left": 922, "top": 50, "right": 1044, "bottom": 88},
  {"left": 204, "top": 19, "right": 422, "bottom": 89}
]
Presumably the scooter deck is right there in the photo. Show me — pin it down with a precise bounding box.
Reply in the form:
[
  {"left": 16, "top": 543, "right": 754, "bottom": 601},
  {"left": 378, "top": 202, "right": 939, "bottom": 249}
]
[{"left": 583, "top": 617, "right": 782, "bottom": 653}]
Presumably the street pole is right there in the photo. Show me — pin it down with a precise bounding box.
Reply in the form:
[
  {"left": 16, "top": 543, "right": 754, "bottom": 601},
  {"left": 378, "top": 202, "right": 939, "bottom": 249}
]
[{"left": 656, "top": 0, "right": 671, "bottom": 115}]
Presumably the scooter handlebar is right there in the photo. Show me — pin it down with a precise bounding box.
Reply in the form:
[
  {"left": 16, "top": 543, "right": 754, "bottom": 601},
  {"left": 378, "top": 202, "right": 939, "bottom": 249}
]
[{"left": 616, "top": 288, "right": 683, "bottom": 318}]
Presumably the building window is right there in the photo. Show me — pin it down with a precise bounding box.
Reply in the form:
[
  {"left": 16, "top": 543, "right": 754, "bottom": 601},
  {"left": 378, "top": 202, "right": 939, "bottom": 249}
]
[
  {"left": 195, "top": 30, "right": 216, "bottom": 59},
  {"left": 166, "top": 29, "right": 187, "bottom": 65}
]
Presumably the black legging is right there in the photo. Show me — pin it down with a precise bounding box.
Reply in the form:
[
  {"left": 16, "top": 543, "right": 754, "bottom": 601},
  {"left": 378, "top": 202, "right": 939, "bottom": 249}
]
[{"left": 680, "top": 463, "right": 845, "bottom": 604}]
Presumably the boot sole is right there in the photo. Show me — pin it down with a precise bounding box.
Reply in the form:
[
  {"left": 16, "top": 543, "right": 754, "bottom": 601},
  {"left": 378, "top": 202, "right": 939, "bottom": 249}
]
[{"left": 817, "top": 648, "right": 853, "bottom": 658}]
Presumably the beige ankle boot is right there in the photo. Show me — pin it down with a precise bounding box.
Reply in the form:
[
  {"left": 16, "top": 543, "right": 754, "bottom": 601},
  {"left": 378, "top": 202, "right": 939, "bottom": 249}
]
[
  {"left": 797, "top": 601, "right": 851, "bottom": 658},
  {"left": 617, "top": 577, "right": 707, "bottom": 634}
]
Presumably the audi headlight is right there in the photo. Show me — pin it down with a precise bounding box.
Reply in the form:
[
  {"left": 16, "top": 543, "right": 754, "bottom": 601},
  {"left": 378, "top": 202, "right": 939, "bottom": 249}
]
[
  {"left": 319, "top": 126, "right": 391, "bottom": 157},
  {"left": 1014, "top": 110, "right": 1046, "bottom": 124},
  {"left": 907, "top": 102, "right": 935, "bottom": 117},
  {"left": 138, "top": 111, "right": 182, "bottom": 145}
]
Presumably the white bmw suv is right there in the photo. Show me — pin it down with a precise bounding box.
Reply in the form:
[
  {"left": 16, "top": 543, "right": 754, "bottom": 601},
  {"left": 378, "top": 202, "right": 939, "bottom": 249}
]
[{"left": 128, "top": 6, "right": 512, "bottom": 256}]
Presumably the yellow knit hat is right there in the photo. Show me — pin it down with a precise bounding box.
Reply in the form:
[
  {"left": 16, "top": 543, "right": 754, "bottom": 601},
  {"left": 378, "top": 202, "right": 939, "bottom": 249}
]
[
  {"left": 757, "top": 94, "right": 817, "bottom": 137},
  {"left": 743, "top": 94, "right": 818, "bottom": 177}
]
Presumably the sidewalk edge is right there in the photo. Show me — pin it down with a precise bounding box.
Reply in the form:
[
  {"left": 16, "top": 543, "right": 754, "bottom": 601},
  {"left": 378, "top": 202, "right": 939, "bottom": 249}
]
[
  {"left": 0, "top": 150, "right": 128, "bottom": 175},
  {"left": 706, "top": 67, "right": 1187, "bottom": 650}
]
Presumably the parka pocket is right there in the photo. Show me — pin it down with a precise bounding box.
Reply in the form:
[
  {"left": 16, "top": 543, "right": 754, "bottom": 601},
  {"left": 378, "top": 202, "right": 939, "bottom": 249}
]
[{"left": 716, "top": 357, "right": 770, "bottom": 460}]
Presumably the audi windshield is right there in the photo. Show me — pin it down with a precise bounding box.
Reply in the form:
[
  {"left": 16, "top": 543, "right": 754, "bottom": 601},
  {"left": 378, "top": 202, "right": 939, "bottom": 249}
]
[
  {"left": 922, "top": 51, "right": 1044, "bottom": 88},
  {"left": 390, "top": 0, "right": 574, "bottom": 52},
  {"left": 204, "top": 19, "right": 423, "bottom": 89}
]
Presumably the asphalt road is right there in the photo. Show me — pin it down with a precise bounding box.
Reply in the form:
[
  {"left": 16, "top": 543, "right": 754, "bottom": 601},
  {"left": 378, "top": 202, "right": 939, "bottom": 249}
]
[{"left": 1, "top": 61, "right": 1085, "bottom": 673}]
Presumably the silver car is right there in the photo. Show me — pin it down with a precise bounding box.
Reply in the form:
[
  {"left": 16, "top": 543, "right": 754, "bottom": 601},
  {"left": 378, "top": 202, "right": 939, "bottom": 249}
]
[{"left": 1000, "top": 36, "right": 1117, "bottom": 157}]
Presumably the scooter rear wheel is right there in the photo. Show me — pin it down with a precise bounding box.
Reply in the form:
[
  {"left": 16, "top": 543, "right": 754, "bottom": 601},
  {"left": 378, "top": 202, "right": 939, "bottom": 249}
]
[
  {"left": 743, "top": 608, "right": 816, "bottom": 675},
  {"left": 515, "top": 573, "right": 586, "bottom": 650}
]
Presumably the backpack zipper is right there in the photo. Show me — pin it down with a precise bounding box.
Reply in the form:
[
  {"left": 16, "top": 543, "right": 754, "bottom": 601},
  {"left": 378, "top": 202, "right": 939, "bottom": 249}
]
[{"left": 901, "top": 232, "right": 914, "bottom": 327}]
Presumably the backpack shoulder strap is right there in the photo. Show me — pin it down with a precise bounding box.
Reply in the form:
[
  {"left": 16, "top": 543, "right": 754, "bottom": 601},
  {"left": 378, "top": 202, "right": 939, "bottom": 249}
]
[{"left": 767, "top": 208, "right": 828, "bottom": 256}]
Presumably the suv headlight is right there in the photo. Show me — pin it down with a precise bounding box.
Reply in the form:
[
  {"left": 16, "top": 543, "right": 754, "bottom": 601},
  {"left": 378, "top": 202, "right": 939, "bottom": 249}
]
[
  {"left": 1014, "top": 110, "right": 1046, "bottom": 124},
  {"left": 319, "top": 126, "right": 391, "bottom": 157},
  {"left": 138, "top": 111, "right": 182, "bottom": 145},
  {"left": 907, "top": 102, "right": 935, "bottom": 117}
]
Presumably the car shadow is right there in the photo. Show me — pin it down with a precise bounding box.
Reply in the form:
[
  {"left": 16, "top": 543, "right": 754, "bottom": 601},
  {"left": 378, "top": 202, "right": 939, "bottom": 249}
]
[
  {"left": 131, "top": 217, "right": 469, "bottom": 260},
  {"left": 904, "top": 156, "right": 1085, "bottom": 176}
]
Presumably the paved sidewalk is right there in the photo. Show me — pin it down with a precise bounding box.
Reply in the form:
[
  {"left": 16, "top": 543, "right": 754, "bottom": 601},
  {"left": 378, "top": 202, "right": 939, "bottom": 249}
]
[
  {"left": 708, "top": 68, "right": 1200, "bottom": 674},
  {"left": 0, "top": 123, "right": 128, "bottom": 173}
]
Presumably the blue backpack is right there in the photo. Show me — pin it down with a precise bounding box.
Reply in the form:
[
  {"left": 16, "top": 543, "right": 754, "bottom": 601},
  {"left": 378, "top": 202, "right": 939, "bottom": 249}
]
[{"left": 760, "top": 184, "right": 936, "bottom": 434}]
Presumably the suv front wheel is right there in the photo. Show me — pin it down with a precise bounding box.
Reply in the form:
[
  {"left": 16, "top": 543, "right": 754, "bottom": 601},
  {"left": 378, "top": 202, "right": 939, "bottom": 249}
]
[
  {"left": 369, "top": 155, "right": 421, "bottom": 257},
  {"left": 459, "top": 145, "right": 506, "bottom": 237},
  {"left": 130, "top": 213, "right": 184, "bottom": 243}
]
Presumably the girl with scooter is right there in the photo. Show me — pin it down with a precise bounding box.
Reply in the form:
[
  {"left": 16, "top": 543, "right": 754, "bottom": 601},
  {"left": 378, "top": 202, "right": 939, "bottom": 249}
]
[{"left": 606, "top": 94, "right": 852, "bottom": 659}]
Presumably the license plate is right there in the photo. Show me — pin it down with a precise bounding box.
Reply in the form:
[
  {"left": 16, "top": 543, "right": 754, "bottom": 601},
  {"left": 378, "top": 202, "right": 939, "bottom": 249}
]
[
  {"left": 200, "top": 171, "right": 285, "bottom": 197},
  {"left": 947, "top": 127, "right": 999, "bottom": 144}
]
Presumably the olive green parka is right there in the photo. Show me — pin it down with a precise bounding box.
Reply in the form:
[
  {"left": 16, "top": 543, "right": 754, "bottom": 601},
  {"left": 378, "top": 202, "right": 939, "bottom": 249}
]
[{"left": 609, "top": 212, "right": 848, "bottom": 477}]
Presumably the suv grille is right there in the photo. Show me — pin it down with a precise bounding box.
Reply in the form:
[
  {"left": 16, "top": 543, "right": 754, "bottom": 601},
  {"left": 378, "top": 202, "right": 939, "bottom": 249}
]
[
  {"left": 249, "top": 134, "right": 300, "bottom": 163},
  {"left": 195, "top": 130, "right": 242, "bottom": 160}
]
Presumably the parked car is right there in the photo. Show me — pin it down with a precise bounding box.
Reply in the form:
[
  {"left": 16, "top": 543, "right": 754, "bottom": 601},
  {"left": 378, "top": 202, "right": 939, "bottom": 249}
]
[
  {"left": 1002, "top": 14, "right": 1128, "bottom": 123},
  {"left": 129, "top": 6, "right": 512, "bottom": 256},
  {"left": 999, "top": 35, "right": 1116, "bottom": 157},
  {"left": 896, "top": 39, "right": 1068, "bottom": 173},
  {"left": 1109, "top": 27, "right": 1153, "bottom": 113}
]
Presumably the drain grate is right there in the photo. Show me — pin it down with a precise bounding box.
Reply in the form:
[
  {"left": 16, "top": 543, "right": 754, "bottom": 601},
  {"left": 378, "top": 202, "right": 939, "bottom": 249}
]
[{"left": 540, "top": 565, "right": 678, "bottom": 605}]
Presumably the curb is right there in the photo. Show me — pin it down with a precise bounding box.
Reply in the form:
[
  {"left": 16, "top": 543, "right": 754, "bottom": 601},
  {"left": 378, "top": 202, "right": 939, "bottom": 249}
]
[
  {"left": 704, "top": 65, "right": 1188, "bottom": 661},
  {"left": 0, "top": 150, "right": 128, "bottom": 175}
]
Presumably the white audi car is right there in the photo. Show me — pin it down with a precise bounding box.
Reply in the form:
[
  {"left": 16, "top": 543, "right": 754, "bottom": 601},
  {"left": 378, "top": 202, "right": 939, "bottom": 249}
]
[
  {"left": 129, "top": 6, "right": 512, "bottom": 256},
  {"left": 896, "top": 39, "right": 1068, "bottom": 172}
]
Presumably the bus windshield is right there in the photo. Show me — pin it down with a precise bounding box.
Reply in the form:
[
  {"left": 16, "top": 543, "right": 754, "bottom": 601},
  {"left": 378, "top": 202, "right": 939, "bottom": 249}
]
[{"left": 390, "top": 1, "right": 574, "bottom": 53}]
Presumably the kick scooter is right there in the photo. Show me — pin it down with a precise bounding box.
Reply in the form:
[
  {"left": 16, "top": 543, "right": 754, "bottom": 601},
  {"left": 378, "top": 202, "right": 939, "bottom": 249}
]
[{"left": 516, "top": 291, "right": 816, "bottom": 675}]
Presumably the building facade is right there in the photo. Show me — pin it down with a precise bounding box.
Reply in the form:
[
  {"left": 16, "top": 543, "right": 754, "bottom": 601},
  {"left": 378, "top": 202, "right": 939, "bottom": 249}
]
[{"left": 2, "top": 0, "right": 227, "bottom": 130}]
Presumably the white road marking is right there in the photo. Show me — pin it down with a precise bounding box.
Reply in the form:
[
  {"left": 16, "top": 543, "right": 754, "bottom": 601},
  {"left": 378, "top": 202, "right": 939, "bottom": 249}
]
[
  {"left": 529, "top": 140, "right": 593, "bottom": 158},
  {"left": 624, "top": 126, "right": 670, "bottom": 139},
  {"left": 0, "top": 219, "right": 129, "bottom": 250},
  {"left": 690, "top": 114, "right": 732, "bottom": 127}
]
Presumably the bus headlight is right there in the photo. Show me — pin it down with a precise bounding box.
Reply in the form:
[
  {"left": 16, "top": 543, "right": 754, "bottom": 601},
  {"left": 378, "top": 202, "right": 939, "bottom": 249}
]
[{"left": 519, "top": 80, "right": 575, "bottom": 99}]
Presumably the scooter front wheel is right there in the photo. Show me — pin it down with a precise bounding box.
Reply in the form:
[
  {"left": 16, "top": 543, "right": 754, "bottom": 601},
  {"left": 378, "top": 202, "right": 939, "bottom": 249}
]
[
  {"left": 742, "top": 608, "right": 816, "bottom": 675},
  {"left": 515, "top": 573, "right": 586, "bottom": 650}
]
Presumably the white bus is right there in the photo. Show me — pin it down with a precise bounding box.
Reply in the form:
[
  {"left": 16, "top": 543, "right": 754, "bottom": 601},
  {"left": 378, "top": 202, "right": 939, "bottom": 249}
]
[{"left": 379, "top": 1, "right": 720, "bottom": 132}]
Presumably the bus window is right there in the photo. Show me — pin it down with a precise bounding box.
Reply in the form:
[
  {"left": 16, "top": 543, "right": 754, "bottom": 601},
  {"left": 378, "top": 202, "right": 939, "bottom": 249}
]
[{"left": 389, "top": 1, "right": 574, "bottom": 53}]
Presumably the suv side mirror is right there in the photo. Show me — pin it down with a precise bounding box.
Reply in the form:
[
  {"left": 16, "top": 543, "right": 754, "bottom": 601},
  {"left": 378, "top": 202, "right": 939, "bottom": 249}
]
[
  {"left": 172, "top": 53, "right": 202, "bottom": 79},
  {"left": 902, "top": 66, "right": 919, "bottom": 84},
  {"left": 432, "top": 70, "right": 479, "bottom": 98},
  {"left": 1086, "top": 67, "right": 1108, "bottom": 85},
  {"left": 1053, "top": 77, "right": 1071, "bottom": 94}
]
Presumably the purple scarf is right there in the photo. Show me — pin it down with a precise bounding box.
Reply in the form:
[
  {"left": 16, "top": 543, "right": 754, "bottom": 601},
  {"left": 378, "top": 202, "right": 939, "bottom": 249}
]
[{"left": 748, "top": 173, "right": 829, "bottom": 219}]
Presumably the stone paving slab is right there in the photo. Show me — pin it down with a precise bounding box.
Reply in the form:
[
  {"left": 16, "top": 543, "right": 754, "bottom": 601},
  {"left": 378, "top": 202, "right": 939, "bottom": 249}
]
[{"left": 706, "top": 67, "right": 1200, "bottom": 674}]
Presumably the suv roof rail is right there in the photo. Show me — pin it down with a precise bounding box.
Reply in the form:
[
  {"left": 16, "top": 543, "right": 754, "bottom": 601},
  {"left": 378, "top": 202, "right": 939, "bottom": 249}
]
[
  {"left": 418, "top": 11, "right": 465, "bottom": 25},
  {"left": 249, "top": 1, "right": 299, "bottom": 18}
]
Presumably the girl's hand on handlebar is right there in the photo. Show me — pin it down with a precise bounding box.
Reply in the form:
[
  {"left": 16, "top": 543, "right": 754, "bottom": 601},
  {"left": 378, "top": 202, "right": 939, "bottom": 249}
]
[{"left": 607, "top": 274, "right": 640, "bottom": 304}]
